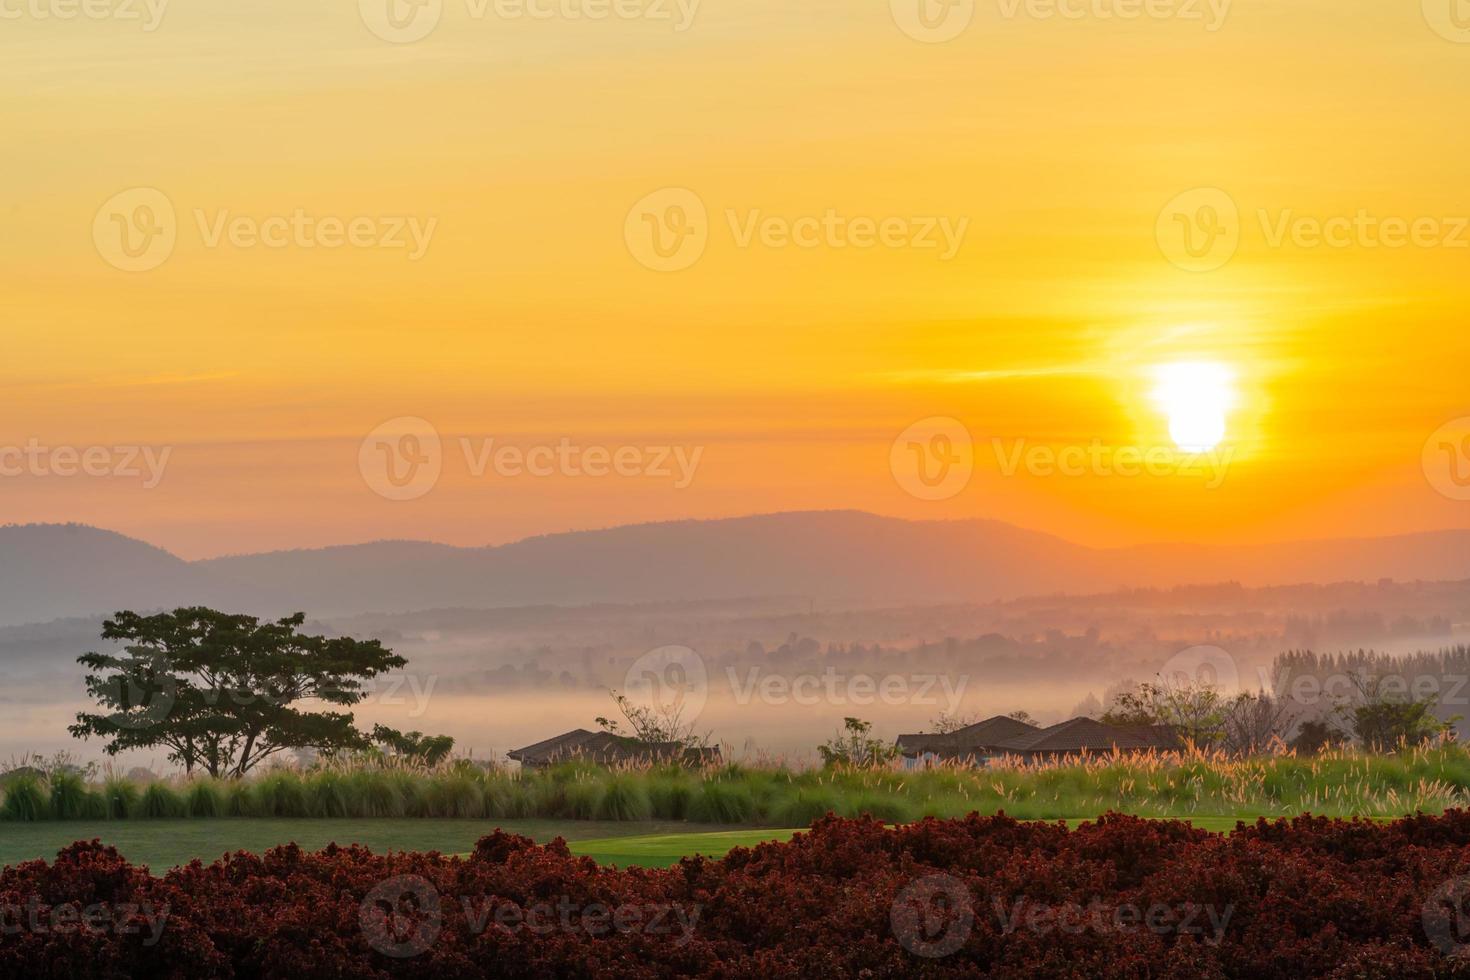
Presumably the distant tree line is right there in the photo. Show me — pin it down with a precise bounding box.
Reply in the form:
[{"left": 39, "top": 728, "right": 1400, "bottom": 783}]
[{"left": 1093, "top": 647, "right": 1469, "bottom": 755}]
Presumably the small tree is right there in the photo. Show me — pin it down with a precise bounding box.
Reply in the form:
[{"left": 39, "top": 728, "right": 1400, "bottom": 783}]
[
  {"left": 817, "top": 717, "right": 898, "bottom": 768},
  {"left": 1070, "top": 692, "right": 1105, "bottom": 719},
  {"left": 71, "top": 608, "right": 407, "bottom": 777},
  {"left": 1102, "top": 680, "right": 1228, "bottom": 748},
  {"left": 1289, "top": 719, "right": 1344, "bottom": 755},
  {"left": 1221, "top": 691, "right": 1293, "bottom": 756},
  {"left": 596, "top": 691, "right": 709, "bottom": 748},
  {"left": 371, "top": 726, "right": 455, "bottom": 766},
  {"left": 1341, "top": 670, "right": 1452, "bottom": 750}
]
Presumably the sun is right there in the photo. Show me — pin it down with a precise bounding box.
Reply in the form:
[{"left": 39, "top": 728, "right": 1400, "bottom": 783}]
[{"left": 1151, "top": 361, "right": 1236, "bottom": 453}]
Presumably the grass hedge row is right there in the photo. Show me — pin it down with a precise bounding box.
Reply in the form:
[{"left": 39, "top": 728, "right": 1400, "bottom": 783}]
[{"left": 6, "top": 744, "right": 1470, "bottom": 825}]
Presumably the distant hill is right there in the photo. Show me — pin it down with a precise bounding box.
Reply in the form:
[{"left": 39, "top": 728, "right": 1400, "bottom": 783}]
[
  {"left": 0, "top": 524, "right": 220, "bottom": 626},
  {"left": 2, "top": 513, "right": 1470, "bottom": 627},
  {"left": 194, "top": 511, "right": 1091, "bottom": 616}
]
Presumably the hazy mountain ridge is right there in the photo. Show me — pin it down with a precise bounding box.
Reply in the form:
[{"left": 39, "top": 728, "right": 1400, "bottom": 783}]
[{"left": 1, "top": 512, "right": 1469, "bottom": 628}]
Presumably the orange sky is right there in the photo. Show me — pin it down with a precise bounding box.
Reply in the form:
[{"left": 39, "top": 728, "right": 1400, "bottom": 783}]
[{"left": 3, "top": 0, "right": 1469, "bottom": 558}]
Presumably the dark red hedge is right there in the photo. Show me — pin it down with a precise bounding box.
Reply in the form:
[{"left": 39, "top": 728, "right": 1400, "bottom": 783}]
[{"left": 7, "top": 812, "right": 1470, "bottom": 978}]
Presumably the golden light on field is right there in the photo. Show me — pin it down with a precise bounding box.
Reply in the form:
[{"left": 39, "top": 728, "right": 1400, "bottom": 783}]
[{"left": 1151, "top": 362, "right": 1237, "bottom": 453}]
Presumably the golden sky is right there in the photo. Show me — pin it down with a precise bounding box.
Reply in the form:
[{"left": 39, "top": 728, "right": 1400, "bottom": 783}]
[{"left": 3, "top": 0, "right": 1469, "bottom": 558}]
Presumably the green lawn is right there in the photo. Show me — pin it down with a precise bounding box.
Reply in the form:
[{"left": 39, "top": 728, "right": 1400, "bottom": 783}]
[
  {"left": 0, "top": 814, "right": 1319, "bottom": 873},
  {"left": 565, "top": 817, "right": 1273, "bottom": 867},
  {"left": 568, "top": 829, "right": 801, "bottom": 867},
  {"left": 0, "top": 818, "right": 743, "bottom": 872}
]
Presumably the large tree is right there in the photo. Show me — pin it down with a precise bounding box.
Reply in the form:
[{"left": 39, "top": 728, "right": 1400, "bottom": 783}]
[
  {"left": 71, "top": 608, "right": 407, "bottom": 777},
  {"left": 1102, "top": 680, "right": 1228, "bottom": 748}
]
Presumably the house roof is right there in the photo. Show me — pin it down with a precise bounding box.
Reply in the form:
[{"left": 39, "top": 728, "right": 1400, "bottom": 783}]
[
  {"left": 895, "top": 715, "right": 1042, "bottom": 757},
  {"left": 894, "top": 733, "right": 955, "bottom": 755},
  {"left": 508, "top": 729, "right": 720, "bottom": 767},
  {"left": 1110, "top": 724, "right": 1182, "bottom": 751},
  {"left": 992, "top": 717, "right": 1177, "bottom": 755},
  {"left": 950, "top": 715, "right": 1042, "bottom": 745},
  {"left": 506, "top": 729, "right": 595, "bottom": 763}
]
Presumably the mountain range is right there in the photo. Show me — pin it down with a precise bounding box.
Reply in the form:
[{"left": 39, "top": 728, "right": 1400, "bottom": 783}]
[{"left": 1, "top": 512, "right": 1468, "bottom": 628}]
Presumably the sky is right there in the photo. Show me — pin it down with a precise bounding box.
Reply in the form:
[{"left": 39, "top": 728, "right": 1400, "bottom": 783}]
[{"left": 3, "top": 0, "right": 1469, "bottom": 559}]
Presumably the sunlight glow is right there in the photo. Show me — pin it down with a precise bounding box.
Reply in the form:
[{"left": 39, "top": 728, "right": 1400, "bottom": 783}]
[{"left": 1151, "top": 361, "right": 1236, "bottom": 453}]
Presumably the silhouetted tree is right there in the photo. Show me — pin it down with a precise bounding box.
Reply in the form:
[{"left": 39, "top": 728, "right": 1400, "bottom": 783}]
[
  {"left": 1221, "top": 691, "right": 1293, "bottom": 756},
  {"left": 1289, "top": 719, "right": 1343, "bottom": 756},
  {"left": 371, "top": 726, "right": 455, "bottom": 766},
  {"left": 596, "top": 691, "right": 709, "bottom": 748},
  {"left": 71, "top": 608, "right": 406, "bottom": 777}
]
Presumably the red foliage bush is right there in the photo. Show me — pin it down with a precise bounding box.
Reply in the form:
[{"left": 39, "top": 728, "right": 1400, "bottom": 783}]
[{"left": 6, "top": 812, "right": 1470, "bottom": 978}]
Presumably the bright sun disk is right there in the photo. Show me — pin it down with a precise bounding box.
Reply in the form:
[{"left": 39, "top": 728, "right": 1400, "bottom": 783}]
[{"left": 1151, "top": 361, "right": 1236, "bottom": 453}]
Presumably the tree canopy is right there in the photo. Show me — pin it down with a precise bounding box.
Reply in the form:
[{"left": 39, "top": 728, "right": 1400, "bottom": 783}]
[{"left": 70, "top": 608, "right": 408, "bottom": 777}]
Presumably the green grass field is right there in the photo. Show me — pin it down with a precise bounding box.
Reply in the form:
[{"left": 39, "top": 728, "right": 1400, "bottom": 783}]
[
  {"left": 0, "top": 815, "right": 1286, "bottom": 872},
  {"left": 565, "top": 816, "right": 1277, "bottom": 867},
  {"left": 0, "top": 818, "right": 750, "bottom": 871},
  {"left": 8, "top": 747, "right": 1466, "bottom": 831},
  {"left": 567, "top": 829, "right": 799, "bottom": 866}
]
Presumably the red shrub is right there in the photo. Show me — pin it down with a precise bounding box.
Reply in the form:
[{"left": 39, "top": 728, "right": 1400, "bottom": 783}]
[{"left": 5, "top": 813, "right": 1470, "bottom": 978}]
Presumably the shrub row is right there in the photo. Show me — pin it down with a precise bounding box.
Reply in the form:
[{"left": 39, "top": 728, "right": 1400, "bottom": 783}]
[
  {"left": 6, "top": 811, "right": 1470, "bottom": 977},
  {"left": 0, "top": 765, "right": 920, "bottom": 825},
  {"left": 9, "top": 744, "right": 1470, "bottom": 824}
]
